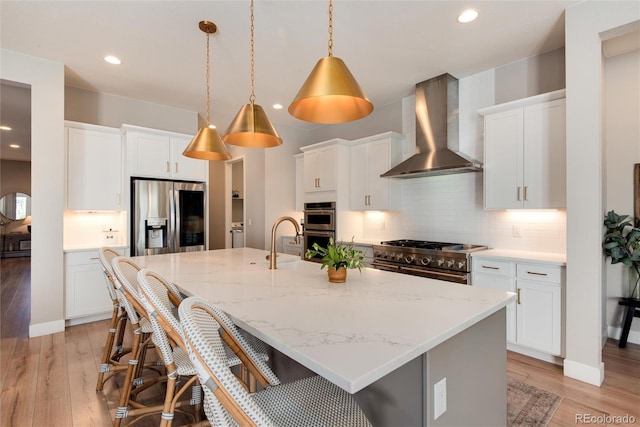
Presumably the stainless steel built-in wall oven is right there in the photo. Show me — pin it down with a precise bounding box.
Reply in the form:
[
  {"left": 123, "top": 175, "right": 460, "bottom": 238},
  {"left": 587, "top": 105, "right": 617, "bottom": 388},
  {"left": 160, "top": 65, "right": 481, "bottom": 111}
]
[{"left": 303, "top": 202, "right": 336, "bottom": 262}]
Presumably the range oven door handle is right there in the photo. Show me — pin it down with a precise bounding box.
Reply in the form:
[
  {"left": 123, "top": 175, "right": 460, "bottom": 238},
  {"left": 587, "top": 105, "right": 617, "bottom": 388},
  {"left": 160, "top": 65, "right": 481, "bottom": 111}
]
[{"left": 399, "top": 265, "right": 469, "bottom": 282}]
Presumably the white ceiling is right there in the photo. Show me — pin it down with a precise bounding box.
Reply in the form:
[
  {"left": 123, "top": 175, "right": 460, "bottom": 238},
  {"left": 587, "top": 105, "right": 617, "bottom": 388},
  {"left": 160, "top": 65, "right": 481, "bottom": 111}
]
[{"left": 1, "top": 0, "right": 576, "bottom": 161}]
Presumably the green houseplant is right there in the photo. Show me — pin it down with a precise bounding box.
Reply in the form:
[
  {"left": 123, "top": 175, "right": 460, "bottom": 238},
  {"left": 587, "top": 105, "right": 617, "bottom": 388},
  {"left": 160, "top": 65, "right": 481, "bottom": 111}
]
[
  {"left": 305, "top": 237, "right": 366, "bottom": 283},
  {"left": 603, "top": 210, "right": 640, "bottom": 299}
]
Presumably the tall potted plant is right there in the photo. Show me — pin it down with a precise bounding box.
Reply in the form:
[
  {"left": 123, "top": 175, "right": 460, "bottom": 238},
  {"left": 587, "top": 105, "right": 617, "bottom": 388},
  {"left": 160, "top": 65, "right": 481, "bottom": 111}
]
[
  {"left": 603, "top": 210, "right": 640, "bottom": 300},
  {"left": 305, "top": 237, "right": 366, "bottom": 283}
]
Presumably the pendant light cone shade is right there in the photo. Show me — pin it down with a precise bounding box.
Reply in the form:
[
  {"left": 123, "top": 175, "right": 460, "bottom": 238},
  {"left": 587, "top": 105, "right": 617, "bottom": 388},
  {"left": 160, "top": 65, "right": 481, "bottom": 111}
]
[
  {"left": 224, "top": 103, "right": 282, "bottom": 147},
  {"left": 288, "top": 56, "right": 373, "bottom": 124},
  {"left": 183, "top": 20, "right": 231, "bottom": 161},
  {"left": 183, "top": 126, "right": 231, "bottom": 160}
]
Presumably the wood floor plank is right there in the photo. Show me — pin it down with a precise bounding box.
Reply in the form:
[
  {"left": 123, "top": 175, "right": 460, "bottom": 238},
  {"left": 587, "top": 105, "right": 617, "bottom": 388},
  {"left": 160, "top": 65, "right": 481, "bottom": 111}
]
[
  {"left": 33, "top": 332, "right": 73, "bottom": 427},
  {"left": 0, "top": 351, "right": 40, "bottom": 427}
]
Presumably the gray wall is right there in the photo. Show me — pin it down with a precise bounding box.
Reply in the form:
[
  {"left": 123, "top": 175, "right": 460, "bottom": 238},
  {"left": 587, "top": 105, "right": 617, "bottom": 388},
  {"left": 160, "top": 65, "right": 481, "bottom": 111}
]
[{"left": 65, "top": 86, "right": 197, "bottom": 134}]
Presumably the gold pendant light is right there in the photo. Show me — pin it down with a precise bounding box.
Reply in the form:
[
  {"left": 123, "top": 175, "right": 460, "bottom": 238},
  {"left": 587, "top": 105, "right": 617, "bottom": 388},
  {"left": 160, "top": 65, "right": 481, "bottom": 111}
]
[
  {"left": 223, "top": 0, "right": 282, "bottom": 148},
  {"left": 288, "top": 0, "right": 373, "bottom": 124},
  {"left": 183, "top": 20, "right": 232, "bottom": 161}
]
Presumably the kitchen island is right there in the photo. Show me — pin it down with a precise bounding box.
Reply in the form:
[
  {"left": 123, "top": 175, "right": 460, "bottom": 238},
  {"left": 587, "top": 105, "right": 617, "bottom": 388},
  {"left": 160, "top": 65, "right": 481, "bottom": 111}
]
[{"left": 133, "top": 248, "right": 515, "bottom": 426}]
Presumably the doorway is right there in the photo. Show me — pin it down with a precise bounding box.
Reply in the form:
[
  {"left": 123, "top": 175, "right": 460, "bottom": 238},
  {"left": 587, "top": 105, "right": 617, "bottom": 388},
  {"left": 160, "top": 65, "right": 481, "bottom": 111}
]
[
  {"left": 0, "top": 80, "right": 32, "bottom": 338},
  {"left": 225, "top": 157, "right": 245, "bottom": 249}
]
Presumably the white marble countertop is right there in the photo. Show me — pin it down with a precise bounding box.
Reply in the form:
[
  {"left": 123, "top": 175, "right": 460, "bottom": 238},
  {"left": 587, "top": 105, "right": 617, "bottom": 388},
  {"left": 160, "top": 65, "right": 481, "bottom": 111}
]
[
  {"left": 471, "top": 249, "right": 566, "bottom": 266},
  {"left": 132, "top": 248, "right": 515, "bottom": 393}
]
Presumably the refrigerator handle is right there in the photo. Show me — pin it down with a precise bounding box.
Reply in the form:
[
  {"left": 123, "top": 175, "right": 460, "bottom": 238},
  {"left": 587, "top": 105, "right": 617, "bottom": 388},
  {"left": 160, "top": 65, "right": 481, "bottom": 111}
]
[{"left": 170, "top": 186, "right": 178, "bottom": 252}]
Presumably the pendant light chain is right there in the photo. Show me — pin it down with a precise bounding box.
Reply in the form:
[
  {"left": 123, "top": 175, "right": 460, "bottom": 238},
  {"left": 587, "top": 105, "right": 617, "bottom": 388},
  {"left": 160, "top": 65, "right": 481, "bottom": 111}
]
[
  {"left": 249, "top": 0, "right": 256, "bottom": 104},
  {"left": 327, "top": 0, "right": 333, "bottom": 57},
  {"left": 205, "top": 30, "right": 211, "bottom": 126}
]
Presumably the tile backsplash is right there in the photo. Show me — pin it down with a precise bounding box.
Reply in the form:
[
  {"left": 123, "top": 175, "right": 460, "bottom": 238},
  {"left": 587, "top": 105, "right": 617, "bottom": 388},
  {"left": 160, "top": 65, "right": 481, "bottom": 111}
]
[{"left": 358, "top": 171, "right": 566, "bottom": 254}]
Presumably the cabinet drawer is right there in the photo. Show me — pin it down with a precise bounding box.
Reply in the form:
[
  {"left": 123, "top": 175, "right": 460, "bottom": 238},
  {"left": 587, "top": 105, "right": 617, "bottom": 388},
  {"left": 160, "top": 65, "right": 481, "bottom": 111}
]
[
  {"left": 66, "top": 251, "right": 102, "bottom": 266},
  {"left": 472, "top": 258, "right": 514, "bottom": 277},
  {"left": 516, "top": 263, "right": 561, "bottom": 284},
  {"left": 65, "top": 248, "right": 125, "bottom": 266}
]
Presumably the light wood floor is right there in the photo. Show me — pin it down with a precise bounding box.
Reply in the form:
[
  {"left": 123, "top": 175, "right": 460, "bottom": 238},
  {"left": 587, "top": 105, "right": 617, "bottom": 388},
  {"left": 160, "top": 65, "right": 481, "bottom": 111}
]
[{"left": 1, "top": 257, "right": 639, "bottom": 426}]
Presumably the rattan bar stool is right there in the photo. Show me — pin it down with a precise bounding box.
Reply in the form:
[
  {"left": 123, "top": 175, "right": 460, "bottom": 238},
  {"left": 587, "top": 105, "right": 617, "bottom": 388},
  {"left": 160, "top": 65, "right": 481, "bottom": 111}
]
[
  {"left": 179, "top": 296, "right": 373, "bottom": 427},
  {"left": 96, "top": 248, "right": 132, "bottom": 391},
  {"left": 135, "top": 268, "right": 205, "bottom": 427},
  {"left": 111, "top": 256, "right": 166, "bottom": 427}
]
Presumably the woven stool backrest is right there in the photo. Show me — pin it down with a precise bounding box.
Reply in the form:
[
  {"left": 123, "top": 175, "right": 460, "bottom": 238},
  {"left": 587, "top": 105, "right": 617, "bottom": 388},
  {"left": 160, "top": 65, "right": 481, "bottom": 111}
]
[
  {"left": 137, "top": 269, "right": 185, "bottom": 350},
  {"left": 111, "top": 256, "right": 146, "bottom": 324},
  {"left": 98, "top": 247, "right": 121, "bottom": 301},
  {"left": 179, "top": 297, "right": 273, "bottom": 427}
]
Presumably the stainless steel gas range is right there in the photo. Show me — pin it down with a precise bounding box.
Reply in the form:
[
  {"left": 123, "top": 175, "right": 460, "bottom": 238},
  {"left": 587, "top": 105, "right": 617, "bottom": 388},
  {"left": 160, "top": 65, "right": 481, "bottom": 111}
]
[{"left": 372, "top": 240, "right": 488, "bottom": 284}]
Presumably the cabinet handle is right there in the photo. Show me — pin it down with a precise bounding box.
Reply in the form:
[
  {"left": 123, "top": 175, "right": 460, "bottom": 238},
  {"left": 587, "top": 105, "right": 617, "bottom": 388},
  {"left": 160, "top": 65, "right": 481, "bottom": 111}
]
[
  {"left": 526, "top": 271, "right": 548, "bottom": 276},
  {"left": 175, "top": 162, "right": 178, "bottom": 174},
  {"left": 517, "top": 186, "right": 521, "bottom": 201},
  {"left": 517, "top": 288, "right": 521, "bottom": 304},
  {"left": 166, "top": 161, "right": 170, "bottom": 173},
  {"left": 523, "top": 186, "right": 528, "bottom": 201},
  {"left": 90, "top": 257, "right": 100, "bottom": 260},
  {"left": 481, "top": 265, "right": 499, "bottom": 270}
]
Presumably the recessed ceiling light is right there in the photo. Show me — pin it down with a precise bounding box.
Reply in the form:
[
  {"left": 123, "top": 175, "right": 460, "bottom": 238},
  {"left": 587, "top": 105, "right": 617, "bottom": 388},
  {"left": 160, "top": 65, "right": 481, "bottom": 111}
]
[
  {"left": 0, "top": 125, "right": 11, "bottom": 131},
  {"left": 272, "top": 103, "right": 283, "bottom": 110},
  {"left": 9, "top": 144, "right": 20, "bottom": 149},
  {"left": 457, "top": 9, "right": 479, "bottom": 23},
  {"left": 208, "top": 124, "right": 217, "bottom": 129},
  {"left": 104, "top": 55, "right": 122, "bottom": 65}
]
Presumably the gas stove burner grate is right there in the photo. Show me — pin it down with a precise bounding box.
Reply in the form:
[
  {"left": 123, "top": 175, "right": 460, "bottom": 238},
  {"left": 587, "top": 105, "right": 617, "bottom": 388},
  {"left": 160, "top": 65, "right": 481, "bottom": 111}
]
[{"left": 380, "top": 239, "right": 458, "bottom": 250}]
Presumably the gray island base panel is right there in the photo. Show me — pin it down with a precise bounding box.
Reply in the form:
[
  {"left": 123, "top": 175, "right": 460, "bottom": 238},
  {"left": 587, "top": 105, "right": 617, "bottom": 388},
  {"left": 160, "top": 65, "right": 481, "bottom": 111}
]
[
  {"left": 272, "top": 309, "right": 507, "bottom": 427},
  {"left": 131, "top": 248, "right": 514, "bottom": 427}
]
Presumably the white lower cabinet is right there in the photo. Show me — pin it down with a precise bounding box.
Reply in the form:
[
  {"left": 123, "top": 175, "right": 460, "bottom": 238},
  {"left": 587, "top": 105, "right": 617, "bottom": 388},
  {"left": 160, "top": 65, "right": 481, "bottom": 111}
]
[
  {"left": 65, "top": 248, "right": 126, "bottom": 322},
  {"left": 472, "top": 256, "right": 564, "bottom": 357},
  {"left": 282, "top": 236, "right": 303, "bottom": 257}
]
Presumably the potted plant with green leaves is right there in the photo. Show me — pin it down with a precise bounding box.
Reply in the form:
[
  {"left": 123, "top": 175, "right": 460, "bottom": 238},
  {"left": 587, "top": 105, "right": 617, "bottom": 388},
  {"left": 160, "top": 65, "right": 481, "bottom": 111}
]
[
  {"left": 305, "top": 237, "right": 366, "bottom": 283},
  {"left": 603, "top": 210, "right": 640, "bottom": 300}
]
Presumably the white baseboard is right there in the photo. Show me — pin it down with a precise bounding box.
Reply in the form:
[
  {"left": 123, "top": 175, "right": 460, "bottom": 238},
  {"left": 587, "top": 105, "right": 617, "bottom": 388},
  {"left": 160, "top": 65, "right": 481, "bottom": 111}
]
[
  {"left": 507, "top": 343, "right": 564, "bottom": 365},
  {"left": 607, "top": 325, "right": 640, "bottom": 346},
  {"left": 563, "top": 359, "right": 605, "bottom": 386},
  {"left": 29, "top": 319, "right": 65, "bottom": 337},
  {"left": 65, "top": 312, "right": 111, "bottom": 326}
]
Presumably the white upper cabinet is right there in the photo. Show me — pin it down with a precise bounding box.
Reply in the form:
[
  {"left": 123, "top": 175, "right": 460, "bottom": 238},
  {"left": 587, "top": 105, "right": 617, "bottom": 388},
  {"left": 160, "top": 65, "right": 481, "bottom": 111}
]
[
  {"left": 480, "top": 90, "right": 566, "bottom": 209},
  {"left": 303, "top": 144, "right": 338, "bottom": 193},
  {"left": 125, "top": 125, "right": 207, "bottom": 181},
  {"left": 65, "top": 122, "right": 123, "bottom": 211},
  {"left": 350, "top": 132, "right": 404, "bottom": 211}
]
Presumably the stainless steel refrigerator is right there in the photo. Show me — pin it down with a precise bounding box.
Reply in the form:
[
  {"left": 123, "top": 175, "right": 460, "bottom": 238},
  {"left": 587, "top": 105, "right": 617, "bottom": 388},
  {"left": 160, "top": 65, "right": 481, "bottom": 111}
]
[{"left": 131, "top": 178, "right": 206, "bottom": 256}]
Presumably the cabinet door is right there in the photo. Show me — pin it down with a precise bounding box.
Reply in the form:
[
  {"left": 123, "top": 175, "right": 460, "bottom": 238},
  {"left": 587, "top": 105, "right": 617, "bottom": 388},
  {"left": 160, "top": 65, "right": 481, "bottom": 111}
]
[
  {"left": 65, "top": 257, "right": 112, "bottom": 319},
  {"left": 350, "top": 144, "right": 369, "bottom": 209},
  {"left": 367, "top": 139, "right": 392, "bottom": 210},
  {"left": 295, "top": 155, "right": 304, "bottom": 211},
  {"left": 67, "top": 127, "right": 123, "bottom": 210},
  {"left": 128, "top": 132, "right": 171, "bottom": 178},
  {"left": 515, "top": 280, "right": 562, "bottom": 355},
  {"left": 472, "top": 273, "right": 517, "bottom": 343},
  {"left": 304, "top": 146, "right": 336, "bottom": 192},
  {"left": 523, "top": 99, "right": 566, "bottom": 209},
  {"left": 170, "top": 135, "right": 207, "bottom": 181},
  {"left": 484, "top": 109, "right": 524, "bottom": 209}
]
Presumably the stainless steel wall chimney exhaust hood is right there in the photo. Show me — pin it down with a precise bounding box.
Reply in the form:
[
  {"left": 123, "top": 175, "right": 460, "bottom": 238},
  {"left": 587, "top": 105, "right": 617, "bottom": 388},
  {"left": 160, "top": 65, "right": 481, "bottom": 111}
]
[{"left": 381, "top": 73, "right": 482, "bottom": 178}]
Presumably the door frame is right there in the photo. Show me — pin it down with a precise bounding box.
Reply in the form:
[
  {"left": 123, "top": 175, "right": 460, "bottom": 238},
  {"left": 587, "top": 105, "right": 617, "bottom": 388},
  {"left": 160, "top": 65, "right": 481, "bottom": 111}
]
[{"left": 224, "top": 156, "right": 245, "bottom": 249}]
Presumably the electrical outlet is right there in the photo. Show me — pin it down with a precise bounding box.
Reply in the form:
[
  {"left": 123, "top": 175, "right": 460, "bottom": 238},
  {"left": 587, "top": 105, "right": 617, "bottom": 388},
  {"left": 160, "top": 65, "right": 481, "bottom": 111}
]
[
  {"left": 512, "top": 224, "right": 522, "bottom": 238},
  {"left": 434, "top": 377, "right": 447, "bottom": 420}
]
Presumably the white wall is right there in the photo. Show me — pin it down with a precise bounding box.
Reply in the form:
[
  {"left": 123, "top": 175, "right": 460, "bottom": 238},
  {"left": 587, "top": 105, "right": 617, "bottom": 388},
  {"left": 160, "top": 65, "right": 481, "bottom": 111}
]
[
  {"left": 264, "top": 124, "right": 309, "bottom": 251},
  {"left": 1, "top": 49, "right": 66, "bottom": 337},
  {"left": 564, "top": 1, "right": 640, "bottom": 386},
  {"left": 604, "top": 47, "right": 640, "bottom": 341}
]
